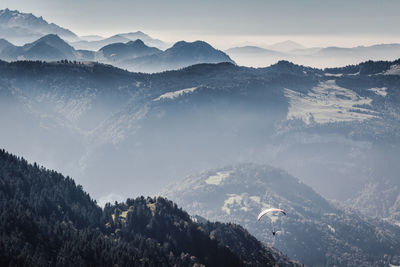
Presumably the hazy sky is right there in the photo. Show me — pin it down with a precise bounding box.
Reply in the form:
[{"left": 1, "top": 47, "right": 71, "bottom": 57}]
[{"left": 1, "top": 0, "right": 400, "bottom": 48}]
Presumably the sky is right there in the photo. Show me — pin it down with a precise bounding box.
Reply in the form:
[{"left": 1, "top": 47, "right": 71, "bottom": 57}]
[{"left": 1, "top": 0, "right": 400, "bottom": 48}]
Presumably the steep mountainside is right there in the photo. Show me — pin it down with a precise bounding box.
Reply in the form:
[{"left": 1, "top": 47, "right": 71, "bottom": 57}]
[
  {"left": 0, "top": 149, "right": 297, "bottom": 266},
  {"left": 0, "top": 59, "right": 399, "bottom": 225},
  {"left": 0, "top": 9, "right": 79, "bottom": 44},
  {"left": 162, "top": 163, "right": 400, "bottom": 266}
]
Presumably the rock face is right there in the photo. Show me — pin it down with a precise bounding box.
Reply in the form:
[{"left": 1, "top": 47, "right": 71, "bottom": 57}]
[{"left": 162, "top": 163, "right": 400, "bottom": 266}]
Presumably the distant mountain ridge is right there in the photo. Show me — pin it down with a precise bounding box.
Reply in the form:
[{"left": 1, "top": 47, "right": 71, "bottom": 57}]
[
  {"left": 0, "top": 8, "right": 79, "bottom": 44},
  {"left": 71, "top": 31, "right": 169, "bottom": 51},
  {"left": 122, "top": 40, "right": 235, "bottom": 72},
  {"left": 226, "top": 46, "right": 283, "bottom": 55},
  {"left": 226, "top": 42, "right": 400, "bottom": 68},
  {"left": 0, "top": 8, "right": 169, "bottom": 51},
  {"left": 265, "top": 40, "right": 305, "bottom": 52},
  {"left": 0, "top": 34, "right": 233, "bottom": 72},
  {"left": 2, "top": 8, "right": 400, "bottom": 69}
]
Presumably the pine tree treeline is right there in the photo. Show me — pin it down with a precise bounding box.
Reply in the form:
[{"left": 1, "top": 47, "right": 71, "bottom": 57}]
[{"left": 0, "top": 149, "right": 289, "bottom": 266}]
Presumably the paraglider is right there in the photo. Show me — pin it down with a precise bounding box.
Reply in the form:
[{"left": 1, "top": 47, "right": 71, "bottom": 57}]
[
  {"left": 257, "top": 208, "right": 286, "bottom": 237},
  {"left": 271, "top": 230, "right": 282, "bottom": 236},
  {"left": 257, "top": 208, "right": 286, "bottom": 221}
]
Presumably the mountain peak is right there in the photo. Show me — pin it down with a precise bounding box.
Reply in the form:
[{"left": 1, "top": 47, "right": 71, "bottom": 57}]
[
  {"left": 98, "top": 38, "right": 161, "bottom": 62},
  {"left": 172, "top": 40, "right": 213, "bottom": 50},
  {"left": 21, "top": 34, "right": 76, "bottom": 60},
  {"left": 0, "top": 8, "right": 13, "bottom": 14},
  {"left": 226, "top": 45, "right": 281, "bottom": 55},
  {"left": 123, "top": 40, "right": 235, "bottom": 72},
  {"left": 264, "top": 60, "right": 319, "bottom": 76},
  {"left": 127, "top": 39, "right": 146, "bottom": 46},
  {"left": 0, "top": 9, "right": 79, "bottom": 44},
  {"left": 30, "top": 34, "right": 72, "bottom": 49},
  {"left": 37, "top": 33, "right": 62, "bottom": 41},
  {"left": 119, "top": 31, "right": 149, "bottom": 37},
  {"left": 267, "top": 40, "right": 305, "bottom": 51}
]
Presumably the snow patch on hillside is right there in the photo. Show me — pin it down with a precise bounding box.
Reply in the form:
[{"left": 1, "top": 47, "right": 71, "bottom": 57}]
[
  {"left": 325, "top": 73, "right": 343, "bottom": 77},
  {"left": 221, "top": 193, "right": 271, "bottom": 215},
  {"left": 368, "top": 87, "right": 387, "bottom": 97},
  {"left": 222, "top": 194, "right": 245, "bottom": 214},
  {"left": 153, "top": 87, "right": 197, "bottom": 101},
  {"left": 249, "top": 196, "right": 261, "bottom": 204},
  {"left": 205, "top": 171, "right": 232, "bottom": 185},
  {"left": 285, "top": 80, "right": 378, "bottom": 124}
]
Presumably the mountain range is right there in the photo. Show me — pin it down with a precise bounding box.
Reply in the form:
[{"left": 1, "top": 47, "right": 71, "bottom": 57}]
[
  {"left": 119, "top": 40, "right": 235, "bottom": 73},
  {"left": 71, "top": 31, "right": 169, "bottom": 51},
  {"left": 226, "top": 43, "right": 400, "bottom": 68},
  {"left": 2, "top": 8, "right": 400, "bottom": 72},
  {"left": 3, "top": 8, "right": 400, "bottom": 71},
  {"left": 0, "top": 33, "right": 234, "bottom": 72},
  {"left": 0, "top": 9, "right": 168, "bottom": 50}
]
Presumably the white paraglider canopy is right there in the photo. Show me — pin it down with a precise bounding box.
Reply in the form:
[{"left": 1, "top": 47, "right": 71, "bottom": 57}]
[{"left": 257, "top": 208, "right": 286, "bottom": 221}]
